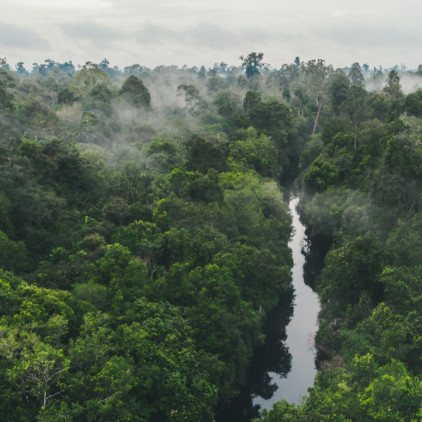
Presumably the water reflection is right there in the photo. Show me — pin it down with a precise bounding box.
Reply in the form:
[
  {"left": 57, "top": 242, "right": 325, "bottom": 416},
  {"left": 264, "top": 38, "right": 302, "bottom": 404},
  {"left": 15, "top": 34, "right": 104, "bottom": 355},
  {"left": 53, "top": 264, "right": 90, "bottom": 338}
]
[
  {"left": 216, "top": 292, "right": 294, "bottom": 422},
  {"left": 253, "top": 197, "right": 319, "bottom": 407},
  {"left": 302, "top": 230, "right": 331, "bottom": 290},
  {"left": 216, "top": 197, "right": 324, "bottom": 420}
]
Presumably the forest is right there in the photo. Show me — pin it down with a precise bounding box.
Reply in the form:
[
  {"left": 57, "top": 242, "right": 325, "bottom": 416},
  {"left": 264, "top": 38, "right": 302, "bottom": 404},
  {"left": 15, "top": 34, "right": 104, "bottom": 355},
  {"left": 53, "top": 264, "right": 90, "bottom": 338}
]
[{"left": 0, "top": 55, "right": 421, "bottom": 421}]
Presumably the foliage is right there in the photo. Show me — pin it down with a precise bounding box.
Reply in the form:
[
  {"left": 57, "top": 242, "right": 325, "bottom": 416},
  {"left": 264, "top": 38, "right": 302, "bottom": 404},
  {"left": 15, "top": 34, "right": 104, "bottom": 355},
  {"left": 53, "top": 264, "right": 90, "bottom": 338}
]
[
  {"left": 0, "top": 59, "right": 299, "bottom": 421},
  {"left": 240, "top": 52, "right": 265, "bottom": 80},
  {"left": 2, "top": 55, "right": 422, "bottom": 422},
  {"left": 260, "top": 60, "right": 422, "bottom": 422},
  {"left": 120, "top": 75, "right": 151, "bottom": 108}
]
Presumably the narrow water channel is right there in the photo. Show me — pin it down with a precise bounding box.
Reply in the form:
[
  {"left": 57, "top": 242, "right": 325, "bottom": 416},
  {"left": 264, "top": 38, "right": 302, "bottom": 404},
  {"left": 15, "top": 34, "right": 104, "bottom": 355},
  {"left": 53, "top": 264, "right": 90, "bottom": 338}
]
[
  {"left": 254, "top": 196, "right": 320, "bottom": 408},
  {"left": 216, "top": 196, "right": 320, "bottom": 421}
]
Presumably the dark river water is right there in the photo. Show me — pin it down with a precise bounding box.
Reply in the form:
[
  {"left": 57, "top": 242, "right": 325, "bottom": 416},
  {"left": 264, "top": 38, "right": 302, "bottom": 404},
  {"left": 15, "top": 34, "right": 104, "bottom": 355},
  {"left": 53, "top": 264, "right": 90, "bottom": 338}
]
[{"left": 217, "top": 196, "right": 320, "bottom": 421}]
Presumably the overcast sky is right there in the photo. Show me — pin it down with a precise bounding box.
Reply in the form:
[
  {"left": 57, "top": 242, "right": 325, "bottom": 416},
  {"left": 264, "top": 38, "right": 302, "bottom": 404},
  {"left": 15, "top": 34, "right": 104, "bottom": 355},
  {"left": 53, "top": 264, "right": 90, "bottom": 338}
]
[{"left": 1, "top": 0, "right": 421, "bottom": 70}]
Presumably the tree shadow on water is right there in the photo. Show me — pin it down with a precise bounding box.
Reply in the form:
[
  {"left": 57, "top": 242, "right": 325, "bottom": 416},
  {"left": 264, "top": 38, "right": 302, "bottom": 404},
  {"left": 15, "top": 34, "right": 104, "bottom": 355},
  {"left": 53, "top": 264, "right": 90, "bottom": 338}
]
[
  {"left": 216, "top": 291, "right": 294, "bottom": 421},
  {"left": 302, "top": 231, "right": 331, "bottom": 290}
]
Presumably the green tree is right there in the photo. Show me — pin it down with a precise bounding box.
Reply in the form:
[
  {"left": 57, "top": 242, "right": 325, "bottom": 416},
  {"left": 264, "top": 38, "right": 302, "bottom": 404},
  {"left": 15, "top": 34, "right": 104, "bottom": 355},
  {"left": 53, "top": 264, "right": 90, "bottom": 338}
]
[
  {"left": 243, "top": 90, "right": 261, "bottom": 112},
  {"left": 72, "top": 62, "right": 110, "bottom": 97},
  {"left": 384, "top": 70, "right": 402, "bottom": 100},
  {"left": 349, "top": 62, "right": 364, "bottom": 86},
  {"left": 383, "top": 70, "right": 404, "bottom": 119},
  {"left": 304, "top": 59, "right": 333, "bottom": 134},
  {"left": 120, "top": 75, "right": 151, "bottom": 108},
  {"left": 8, "top": 343, "right": 70, "bottom": 411},
  {"left": 240, "top": 52, "right": 265, "bottom": 80},
  {"left": 341, "top": 85, "right": 368, "bottom": 149},
  {"left": 0, "top": 230, "right": 28, "bottom": 272},
  {"left": 0, "top": 69, "right": 15, "bottom": 111},
  {"left": 112, "top": 221, "right": 163, "bottom": 278},
  {"left": 328, "top": 70, "right": 350, "bottom": 115},
  {"left": 213, "top": 91, "right": 238, "bottom": 118},
  {"left": 303, "top": 155, "right": 339, "bottom": 193},
  {"left": 57, "top": 87, "right": 75, "bottom": 105},
  {"left": 185, "top": 135, "right": 227, "bottom": 173},
  {"left": 177, "top": 84, "right": 205, "bottom": 113},
  {"left": 228, "top": 127, "right": 278, "bottom": 177},
  {"left": 404, "top": 89, "right": 422, "bottom": 116}
]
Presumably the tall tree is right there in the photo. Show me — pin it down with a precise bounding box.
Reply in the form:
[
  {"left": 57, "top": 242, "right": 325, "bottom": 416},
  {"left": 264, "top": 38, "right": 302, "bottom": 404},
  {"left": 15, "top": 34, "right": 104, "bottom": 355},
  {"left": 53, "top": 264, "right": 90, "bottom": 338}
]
[
  {"left": 341, "top": 85, "right": 368, "bottom": 149},
  {"left": 328, "top": 70, "right": 350, "bottom": 115},
  {"left": 383, "top": 70, "right": 403, "bottom": 101},
  {"left": 383, "top": 70, "right": 404, "bottom": 119},
  {"left": 349, "top": 62, "right": 364, "bottom": 86},
  {"left": 305, "top": 59, "right": 333, "bottom": 135},
  {"left": 120, "top": 75, "right": 151, "bottom": 108},
  {"left": 72, "top": 62, "right": 110, "bottom": 97},
  {"left": 240, "top": 52, "right": 265, "bottom": 80}
]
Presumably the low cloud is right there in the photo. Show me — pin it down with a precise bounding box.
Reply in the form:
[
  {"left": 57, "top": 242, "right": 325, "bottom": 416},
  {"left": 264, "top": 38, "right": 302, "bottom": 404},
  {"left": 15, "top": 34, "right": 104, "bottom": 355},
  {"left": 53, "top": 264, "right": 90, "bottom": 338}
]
[
  {"left": 62, "top": 21, "right": 123, "bottom": 45},
  {"left": 188, "top": 22, "right": 240, "bottom": 49},
  {"left": 313, "top": 17, "right": 422, "bottom": 50},
  {"left": 136, "top": 22, "right": 184, "bottom": 45},
  {"left": 0, "top": 23, "right": 50, "bottom": 49},
  {"left": 133, "top": 21, "right": 271, "bottom": 51}
]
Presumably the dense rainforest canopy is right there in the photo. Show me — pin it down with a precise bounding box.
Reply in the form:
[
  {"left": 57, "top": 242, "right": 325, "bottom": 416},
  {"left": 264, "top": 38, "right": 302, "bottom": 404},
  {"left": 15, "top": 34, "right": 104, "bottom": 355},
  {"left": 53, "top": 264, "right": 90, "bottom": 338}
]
[{"left": 0, "top": 55, "right": 421, "bottom": 421}]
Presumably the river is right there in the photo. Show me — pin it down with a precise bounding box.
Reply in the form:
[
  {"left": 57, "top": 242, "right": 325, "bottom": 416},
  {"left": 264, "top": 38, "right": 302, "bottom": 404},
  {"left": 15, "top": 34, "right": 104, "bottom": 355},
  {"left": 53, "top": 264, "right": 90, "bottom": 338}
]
[
  {"left": 216, "top": 196, "right": 320, "bottom": 420},
  {"left": 254, "top": 196, "right": 320, "bottom": 407}
]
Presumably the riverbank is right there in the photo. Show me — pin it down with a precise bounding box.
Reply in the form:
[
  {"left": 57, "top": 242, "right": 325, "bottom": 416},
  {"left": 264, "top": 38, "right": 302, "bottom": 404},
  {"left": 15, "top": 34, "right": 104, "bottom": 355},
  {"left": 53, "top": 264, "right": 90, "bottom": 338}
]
[{"left": 216, "top": 196, "right": 322, "bottom": 421}]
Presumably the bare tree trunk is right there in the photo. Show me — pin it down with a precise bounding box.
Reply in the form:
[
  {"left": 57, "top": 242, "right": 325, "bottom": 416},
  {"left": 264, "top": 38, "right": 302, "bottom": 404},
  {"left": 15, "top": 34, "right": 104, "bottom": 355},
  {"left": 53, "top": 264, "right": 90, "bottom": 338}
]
[{"left": 312, "top": 101, "right": 323, "bottom": 135}]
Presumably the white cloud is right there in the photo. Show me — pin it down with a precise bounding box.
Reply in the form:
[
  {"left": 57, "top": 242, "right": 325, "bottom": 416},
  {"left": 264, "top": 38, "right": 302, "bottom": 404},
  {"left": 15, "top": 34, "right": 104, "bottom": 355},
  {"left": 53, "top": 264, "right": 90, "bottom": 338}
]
[
  {"left": 0, "top": 23, "right": 49, "bottom": 49},
  {"left": 136, "top": 23, "right": 184, "bottom": 45},
  {"left": 62, "top": 22, "right": 123, "bottom": 42},
  {"left": 331, "top": 9, "right": 394, "bottom": 18},
  {"left": 0, "top": 0, "right": 422, "bottom": 69},
  {"left": 14, "top": 0, "right": 113, "bottom": 12}
]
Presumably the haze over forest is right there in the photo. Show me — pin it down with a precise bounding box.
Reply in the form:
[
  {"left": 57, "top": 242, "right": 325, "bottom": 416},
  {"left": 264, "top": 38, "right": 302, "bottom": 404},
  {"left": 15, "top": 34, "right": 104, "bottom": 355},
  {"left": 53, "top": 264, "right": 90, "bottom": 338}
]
[
  {"left": 1, "top": 1, "right": 422, "bottom": 421},
  {"left": 0, "top": 50, "right": 422, "bottom": 420}
]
